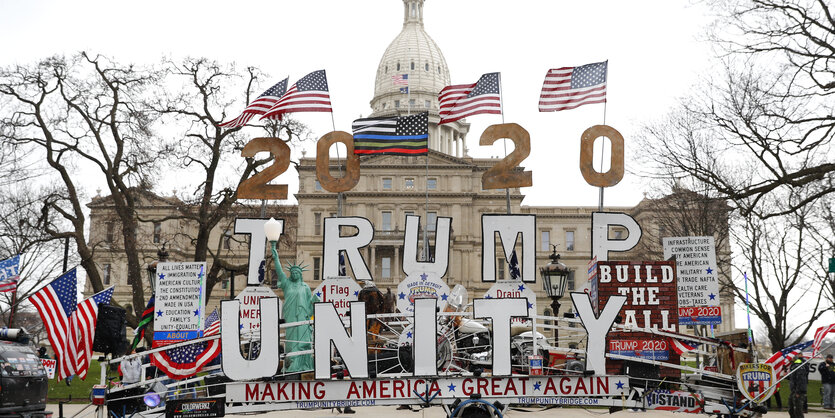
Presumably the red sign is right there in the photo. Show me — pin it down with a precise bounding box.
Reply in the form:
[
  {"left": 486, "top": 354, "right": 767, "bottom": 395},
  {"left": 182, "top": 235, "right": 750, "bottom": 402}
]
[{"left": 596, "top": 261, "right": 680, "bottom": 378}]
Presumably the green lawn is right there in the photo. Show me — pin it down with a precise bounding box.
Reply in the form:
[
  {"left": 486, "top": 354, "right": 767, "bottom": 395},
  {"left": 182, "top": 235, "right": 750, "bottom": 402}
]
[{"left": 47, "top": 361, "right": 105, "bottom": 403}]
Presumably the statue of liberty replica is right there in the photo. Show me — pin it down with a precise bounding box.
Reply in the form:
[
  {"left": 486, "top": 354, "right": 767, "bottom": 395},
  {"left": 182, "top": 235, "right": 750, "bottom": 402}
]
[{"left": 270, "top": 243, "right": 318, "bottom": 373}]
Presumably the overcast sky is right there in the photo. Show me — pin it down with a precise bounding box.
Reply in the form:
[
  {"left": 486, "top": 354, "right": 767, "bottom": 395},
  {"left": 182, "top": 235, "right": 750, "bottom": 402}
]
[
  {"left": 1, "top": 0, "right": 715, "bottom": 208},
  {"left": 8, "top": 1, "right": 798, "bottom": 333}
]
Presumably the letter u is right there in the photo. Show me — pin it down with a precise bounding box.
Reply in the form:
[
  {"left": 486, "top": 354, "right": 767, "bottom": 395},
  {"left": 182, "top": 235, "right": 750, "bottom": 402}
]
[{"left": 220, "top": 298, "right": 281, "bottom": 380}]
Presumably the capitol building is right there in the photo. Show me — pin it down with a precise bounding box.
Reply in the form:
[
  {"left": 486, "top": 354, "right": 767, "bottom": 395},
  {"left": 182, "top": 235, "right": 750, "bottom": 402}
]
[{"left": 88, "top": 0, "right": 737, "bottom": 342}]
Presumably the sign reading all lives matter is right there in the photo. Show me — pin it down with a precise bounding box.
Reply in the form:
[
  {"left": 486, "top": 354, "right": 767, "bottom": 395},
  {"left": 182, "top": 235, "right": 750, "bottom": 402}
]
[
  {"left": 154, "top": 262, "right": 207, "bottom": 346},
  {"left": 662, "top": 236, "right": 721, "bottom": 326}
]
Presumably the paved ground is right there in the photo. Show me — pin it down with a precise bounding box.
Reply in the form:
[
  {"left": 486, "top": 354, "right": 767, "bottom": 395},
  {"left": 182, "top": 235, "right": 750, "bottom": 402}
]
[{"left": 45, "top": 403, "right": 835, "bottom": 418}]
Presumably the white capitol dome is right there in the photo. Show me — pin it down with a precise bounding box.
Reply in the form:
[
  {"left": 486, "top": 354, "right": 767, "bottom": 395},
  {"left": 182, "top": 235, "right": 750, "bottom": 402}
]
[{"left": 369, "top": 0, "right": 469, "bottom": 157}]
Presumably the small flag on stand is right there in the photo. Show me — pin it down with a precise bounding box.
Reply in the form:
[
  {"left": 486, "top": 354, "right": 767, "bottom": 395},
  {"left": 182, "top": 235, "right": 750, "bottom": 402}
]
[
  {"left": 352, "top": 112, "right": 428, "bottom": 156},
  {"left": 220, "top": 78, "right": 288, "bottom": 128},
  {"left": 0, "top": 255, "right": 20, "bottom": 293},
  {"left": 439, "top": 72, "right": 502, "bottom": 124},
  {"left": 29, "top": 269, "right": 78, "bottom": 381},
  {"left": 538, "top": 61, "right": 607, "bottom": 112},
  {"left": 261, "top": 70, "right": 332, "bottom": 121},
  {"left": 130, "top": 293, "right": 156, "bottom": 352},
  {"left": 72, "top": 286, "right": 115, "bottom": 380},
  {"left": 509, "top": 251, "right": 520, "bottom": 280},
  {"left": 338, "top": 252, "right": 347, "bottom": 276}
]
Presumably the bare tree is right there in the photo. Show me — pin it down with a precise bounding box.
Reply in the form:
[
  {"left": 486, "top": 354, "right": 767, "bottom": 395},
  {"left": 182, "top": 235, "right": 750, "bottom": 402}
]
[
  {"left": 146, "top": 58, "right": 310, "bottom": 301},
  {"left": 0, "top": 53, "right": 162, "bottom": 326},
  {"left": 637, "top": 0, "right": 834, "bottom": 219},
  {"left": 732, "top": 202, "right": 831, "bottom": 350}
]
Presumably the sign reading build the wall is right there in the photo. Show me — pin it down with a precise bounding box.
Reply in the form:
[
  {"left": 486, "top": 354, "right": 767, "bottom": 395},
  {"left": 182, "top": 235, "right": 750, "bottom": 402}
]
[
  {"left": 154, "top": 262, "right": 207, "bottom": 346},
  {"left": 662, "top": 236, "right": 721, "bottom": 325},
  {"left": 596, "top": 261, "right": 680, "bottom": 378}
]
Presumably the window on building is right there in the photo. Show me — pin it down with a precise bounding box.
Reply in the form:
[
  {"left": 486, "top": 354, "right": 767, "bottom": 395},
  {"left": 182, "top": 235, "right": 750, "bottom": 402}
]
[
  {"left": 397, "top": 62, "right": 400, "bottom": 71},
  {"left": 106, "top": 222, "right": 114, "bottom": 243},
  {"left": 425, "top": 63, "right": 429, "bottom": 71},
  {"left": 313, "top": 257, "right": 321, "bottom": 280},
  {"left": 385, "top": 65, "right": 388, "bottom": 73},
  {"left": 427, "top": 212, "right": 437, "bottom": 231},
  {"left": 427, "top": 178, "right": 437, "bottom": 190},
  {"left": 425, "top": 100, "right": 430, "bottom": 108},
  {"left": 404, "top": 210, "right": 415, "bottom": 219},
  {"left": 497, "top": 258, "right": 506, "bottom": 280},
  {"left": 153, "top": 222, "right": 162, "bottom": 244},
  {"left": 405, "top": 178, "right": 415, "bottom": 189},
  {"left": 567, "top": 270, "right": 575, "bottom": 292},
  {"left": 382, "top": 211, "right": 392, "bottom": 231},
  {"left": 315, "top": 180, "right": 323, "bottom": 191},
  {"left": 409, "top": 99, "right": 415, "bottom": 108},
  {"left": 103, "top": 264, "right": 111, "bottom": 285},
  {"left": 395, "top": 100, "right": 400, "bottom": 108},
  {"left": 382, "top": 178, "right": 392, "bottom": 190},
  {"left": 541, "top": 230, "right": 550, "bottom": 251},
  {"left": 314, "top": 212, "right": 322, "bottom": 235},
  {"left": 224, "top": 229, "right": 232, "bottom": 250},
  {"left": 566, "top": 230, "right": 575, "bottom": 251},
  {"left": 438, "top": 65, "right": 441, "bottom": 73},
  {"left": 411, "top": 61, "right": 415, "bottom": 70},
  {"left": 382, "top": 257, "right": 391, "bottom": 278}
]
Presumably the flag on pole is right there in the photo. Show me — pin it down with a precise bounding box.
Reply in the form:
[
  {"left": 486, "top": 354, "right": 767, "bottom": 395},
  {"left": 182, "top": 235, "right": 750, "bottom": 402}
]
[
  {"left": 130, "top": 293, "right": 156, "bottom": 352},
  {"left": 352, "top": 112, "right": 428, "bottom": 156},
  {"left": 219, "top": 78, "right": 289, "bottom": 128},
  {"left": 151, "top": 309, "right": 221, "bottom": 379},
  {"left": 669, "top": 338, "right": 699, "bottom": 355},
  {"left": 509, "top": 250, "right": 520, "bottom": 280},
  {"left": 72, "top": 286, "right": 114, "bottom": 380},
  {"left": 538, "top": 61, "right": 607, "bottom": 112},
  {"left": 399, "top": 87, "right": 409, "bottom": 94},
  {"left": 813, "top": 324, "right": 835, "bottom": 356},
  {"left": 765, "top": 340, "right": 813, "bottom": 377},
  {"left": 338, "top": 252, "right": 347, "bottom": 276},
  {"left": 439, "top": 72, "right": 502, "bottom": 125},
  {"left": 392, "top": 74, "right": 409, "bottom": 86},
  {"left": 0, "top": 255, "right": 20, "bottom": 293},
  {"left": 261, "top": 70, "right": 332, "bottom": 121},
  {"left": 29, "top": 268, "right": 78, "bottom": 380}
]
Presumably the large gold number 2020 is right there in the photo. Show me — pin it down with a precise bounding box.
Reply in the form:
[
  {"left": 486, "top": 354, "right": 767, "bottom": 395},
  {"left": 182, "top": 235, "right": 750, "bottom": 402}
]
[
  {"left": 316, "top": 131, "right": 360, "bottom": 193},
  {"left": 579, "top": 125, "right": 624, "bottom": 187},
  {"left": 479, "top": 123, "right": 533, "bottom": 190},
  {"left": 237, "top": 137, "right": 290, "bottom": 200}
]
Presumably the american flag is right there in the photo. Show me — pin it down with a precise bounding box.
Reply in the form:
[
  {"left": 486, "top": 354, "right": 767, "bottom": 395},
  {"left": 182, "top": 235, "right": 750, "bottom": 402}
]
[
  {"left": 352, "top": 112, "right": 428, "bottom": 156},
  {"left": 338, "top": 252, "right": 347, "bottom": 276},
  {"left": 220, "top": 78, "right": 288, "bottom": 129},
  {"left": 765, "top": 340, "right": 813, "bottom": 377},
  {"left": 538, "top": 61, "right": 607, "bottom": 112},
  {"left": 150, "top": 309, "right": 220, "bottom": 379},
  {"left": 72, "top": 286, "right": 114, "bottom": 380},
  {"left": 669, "top": 337, "right": 699, "bottom": 355},
  {"left": 392, "top": 74, "right": 409, "bottom": 86},
  {"left": 260, "top": 70, "right": 332, "bottom": 121},
  {"left": 29, "top": 268, "right": 78, "bottom": 380},
  {"left": 813, "top": 324, "right": 835, "bottom": 356},
  {"left": 0, "top": 254, "right": 20, "bottom": 293},
  {"left": 438, "top": 72, "right": 502, "bottom": 125}
]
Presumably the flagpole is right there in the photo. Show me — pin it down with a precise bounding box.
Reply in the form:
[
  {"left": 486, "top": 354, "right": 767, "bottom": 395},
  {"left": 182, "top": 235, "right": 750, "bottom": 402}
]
[
  {"left": 744, "top": 272, "right": 755, "bottom": 360},
  {"left": 498, "top": 73, "right": 510, "bottom": 215},
  {"left": 329, "top": 107, "right": 344, "bottom": 217},
  {"left": 598, "top": 98, "right": 607, "bottom": 212},
  {"left": 8, "top": 287, "right": 17, "bottom": 328}
]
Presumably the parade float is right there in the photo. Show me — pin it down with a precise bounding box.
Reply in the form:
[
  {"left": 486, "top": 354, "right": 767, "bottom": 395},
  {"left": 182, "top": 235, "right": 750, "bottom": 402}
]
[{"left": 91, "top": 119, "right": 773, "bottom": 418}]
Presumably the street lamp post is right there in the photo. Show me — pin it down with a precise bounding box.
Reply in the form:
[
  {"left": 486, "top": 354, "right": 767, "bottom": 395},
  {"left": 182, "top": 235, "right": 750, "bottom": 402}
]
[
  {"left": 146, "top": 243, "right": 169, "bottom": 292},
  {"left": 540, "top": 245, "right": 570, "bottom": 346}
]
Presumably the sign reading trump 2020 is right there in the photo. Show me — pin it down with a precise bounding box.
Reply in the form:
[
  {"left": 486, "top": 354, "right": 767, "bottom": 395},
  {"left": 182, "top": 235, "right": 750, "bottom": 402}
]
[{"left": 154, "top": 262, "right": 207, "bottom": 346}]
